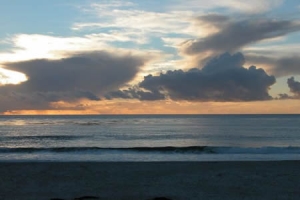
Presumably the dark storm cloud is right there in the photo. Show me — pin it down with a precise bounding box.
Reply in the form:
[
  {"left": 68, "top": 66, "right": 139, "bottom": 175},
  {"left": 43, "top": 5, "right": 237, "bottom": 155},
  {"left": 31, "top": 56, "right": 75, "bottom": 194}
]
[
  {"left": 106, "top": 52, "right": 276, "bottom": 102},
  {"left": 246, "top": 55, "right": 300, "bottom": 77},
  {"left": 0, "top": 90, "right": 52, "bottom": 112},
  {"left": 277, "top": 77, "right": 300, "bottom": 99},
  {"left": 6, "top": 51, "right": 146, "bottom": 94},
  {"left": 182, "top": 15, "right": 300, "bottom": 55},
  {"left": 0, "top": 51, "right": 149, "bottom": 112},
  {"left": 105, "top": 87, "right": 165, "bottom": 101},
  {"left": 288, "top": 77, "right": 300, "bottom": 96}
]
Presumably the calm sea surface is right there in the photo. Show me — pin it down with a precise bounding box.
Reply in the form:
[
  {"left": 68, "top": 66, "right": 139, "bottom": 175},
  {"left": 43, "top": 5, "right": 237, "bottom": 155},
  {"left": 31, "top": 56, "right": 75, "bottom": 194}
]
[{"left": 0, "top": 114, "right": 300, "bottom": 161}]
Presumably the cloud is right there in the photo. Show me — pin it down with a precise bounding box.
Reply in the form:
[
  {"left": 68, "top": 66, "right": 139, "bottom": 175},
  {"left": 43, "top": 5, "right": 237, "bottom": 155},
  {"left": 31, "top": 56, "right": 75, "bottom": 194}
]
[
  {"left": 0, "top": 33, "right": 151, "bottom": 63},
  {"left": 105, "top": 87, "right": 166, "bottom": 101},
  {"left": 0, "top": 72, "right": 9, "bottom": 84},
  {"left": 246, "top": 54, "right": 300, "bottom": 77},
  {"left": 288, "top": 77, "right": 300, "bottom": 96},
  {"left": 73, "top": 4, "right": 195, "bottom": 34},
  {"left": 277, "top": 77, "right": 300, "bottom": 99},
  {"left": 244, "top": 44, "right": 300, "bottom": 58},
  {"left": 171, "top": 0, "right": 283, "bottom": 14},
  {"left": 196, "top": 14, "right": 230, "bottom": 26},
  {"left": 277, "top": 93, "right": 290, "bottom": 100},
  {"left": 72, "top": 1, "right": 206, "bottom": 48},
  {"left": 106, "top": 52, "right": 276, "bottom": 102},
  {"left": 0, "top": 51, "right": 150, "bottom": 112},
  {"left": 181, "top": 15, "right": 300, "bottom": 56},
  {"left": 6, "top": 51, "right": 146, "bottom": 94},
  {"left": 0, "top": 68, "right": 27, "bottom": 85}
]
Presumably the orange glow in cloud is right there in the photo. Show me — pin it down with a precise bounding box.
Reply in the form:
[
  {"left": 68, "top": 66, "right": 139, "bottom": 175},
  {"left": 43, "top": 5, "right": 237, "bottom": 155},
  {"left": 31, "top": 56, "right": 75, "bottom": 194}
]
[
  {"left": 3, "top": 99, "right": 300, "bottom": 115},
  {"left": 3, "top": 110, "right": 99, "bottom": 115}
]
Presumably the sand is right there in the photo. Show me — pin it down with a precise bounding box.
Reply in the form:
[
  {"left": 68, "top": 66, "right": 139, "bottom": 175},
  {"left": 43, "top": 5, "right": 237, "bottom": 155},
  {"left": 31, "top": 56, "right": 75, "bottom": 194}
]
[{"left": 0, "top": 161, "right": 300, "bottom": 200}]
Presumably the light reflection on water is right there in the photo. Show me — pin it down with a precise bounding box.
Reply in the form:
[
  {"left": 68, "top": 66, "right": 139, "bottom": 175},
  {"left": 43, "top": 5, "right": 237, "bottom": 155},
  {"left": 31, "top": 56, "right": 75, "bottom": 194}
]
[{"left": 0, "top": 119, "right": 27, "bottom": 126}]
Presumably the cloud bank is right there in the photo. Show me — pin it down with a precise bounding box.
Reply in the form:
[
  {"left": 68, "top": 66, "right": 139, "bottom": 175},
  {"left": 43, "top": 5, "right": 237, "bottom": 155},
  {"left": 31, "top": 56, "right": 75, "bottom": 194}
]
[
  {"left": 0, "top": 51, "right": 149, "bottom": 112},
  {"left": 172, "top": 0, "right": 283, "bottom": 14},
  {"left": 1, "top": 3, "right": 300, "bottom": 114},
  {"left": 288, "top": 77, "right": 300, "bottom": 96},
  {"left": 182, "top": 14, "right": 300, "bottom": 56},
  {"left": 246, "top": 55, "right": 300, "bottom": 77},
  {"left": 282, "top": 77, "right": 300, "bottom": 99},
  {"left": 106, "top": 52, "right": 276, "bottom": 101}
]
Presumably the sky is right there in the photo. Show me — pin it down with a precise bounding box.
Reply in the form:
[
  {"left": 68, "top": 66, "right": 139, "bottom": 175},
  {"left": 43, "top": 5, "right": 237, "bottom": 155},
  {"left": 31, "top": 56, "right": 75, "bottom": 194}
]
[{"left": 0, "top": 0, "right": 300, "bottom": 114}]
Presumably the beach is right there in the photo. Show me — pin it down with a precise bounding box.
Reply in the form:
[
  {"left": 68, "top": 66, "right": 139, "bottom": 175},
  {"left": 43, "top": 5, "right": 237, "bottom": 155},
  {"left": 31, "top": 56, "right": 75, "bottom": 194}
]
[{"left": 0, "top": 161, "right": 299, "bottom": 200}]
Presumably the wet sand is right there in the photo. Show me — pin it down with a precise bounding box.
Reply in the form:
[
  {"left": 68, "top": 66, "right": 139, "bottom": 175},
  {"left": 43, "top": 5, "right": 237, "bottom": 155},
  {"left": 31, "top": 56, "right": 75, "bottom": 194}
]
[{"left": 0, "top": 161, "right": 300, "bottom": 200}]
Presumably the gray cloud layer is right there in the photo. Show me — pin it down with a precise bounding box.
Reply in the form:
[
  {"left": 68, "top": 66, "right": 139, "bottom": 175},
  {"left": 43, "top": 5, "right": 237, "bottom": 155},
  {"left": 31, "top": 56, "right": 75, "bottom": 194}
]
[
  {"left": 0, "top": 51, "right": 148, "bottom": 112},
  {"left": 246, "top": 55, "right": 300, "bottom": 77},
  {"left": 105, "top": 87, "right": 166, "bottom": 101},
  {"left": 106, "top": 52, "right": 276, "bottom": 101},
  {"left": 182, "top": 14, "right": 300, "bottom": 55},
  {"left": 288, "top": 77, "right": 300, "bottom": 96}
]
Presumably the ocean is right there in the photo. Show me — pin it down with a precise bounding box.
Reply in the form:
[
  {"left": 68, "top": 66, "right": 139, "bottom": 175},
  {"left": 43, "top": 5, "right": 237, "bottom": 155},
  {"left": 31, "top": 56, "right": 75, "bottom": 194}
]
[{"left": 0, "top": 114, "right": 300, "bottom": 162}]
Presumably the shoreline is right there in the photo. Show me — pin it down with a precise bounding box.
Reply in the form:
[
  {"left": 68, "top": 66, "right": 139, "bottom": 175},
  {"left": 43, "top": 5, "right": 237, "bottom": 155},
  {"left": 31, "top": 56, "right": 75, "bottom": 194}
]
[{"left": 0, "top": 161, "right": 300, "bottom": 200}]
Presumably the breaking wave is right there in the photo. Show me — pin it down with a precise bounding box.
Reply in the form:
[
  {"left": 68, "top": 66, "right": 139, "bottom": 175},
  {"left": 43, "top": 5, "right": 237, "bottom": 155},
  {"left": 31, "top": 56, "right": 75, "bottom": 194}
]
[{"left": 1, "top": 146, "right": 300, "bottom": 154}]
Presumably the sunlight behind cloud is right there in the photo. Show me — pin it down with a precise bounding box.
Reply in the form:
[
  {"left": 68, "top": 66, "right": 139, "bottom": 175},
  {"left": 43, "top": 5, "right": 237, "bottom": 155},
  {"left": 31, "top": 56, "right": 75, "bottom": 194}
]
[
  {"left": 0, "top": 68, "right": 27, "bottom": 85},
  {"left": 0, "top": 34, "right": 110, "bottom": 62},
  {"left": 0, "top": 0, "right": 299, "bottom": 114}
]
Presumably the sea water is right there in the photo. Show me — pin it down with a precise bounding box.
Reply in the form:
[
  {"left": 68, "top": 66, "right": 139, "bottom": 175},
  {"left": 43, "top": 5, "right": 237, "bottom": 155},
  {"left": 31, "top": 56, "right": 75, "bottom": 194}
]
[{"left": 0, "top": 114, "right": 300, "bottom": 161}]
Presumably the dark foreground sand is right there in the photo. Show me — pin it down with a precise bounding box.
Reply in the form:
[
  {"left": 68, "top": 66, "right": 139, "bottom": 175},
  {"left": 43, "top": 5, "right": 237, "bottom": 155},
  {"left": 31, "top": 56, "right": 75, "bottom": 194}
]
[{"left": 0, "top": 161, "right": 300, "bottom": 200}]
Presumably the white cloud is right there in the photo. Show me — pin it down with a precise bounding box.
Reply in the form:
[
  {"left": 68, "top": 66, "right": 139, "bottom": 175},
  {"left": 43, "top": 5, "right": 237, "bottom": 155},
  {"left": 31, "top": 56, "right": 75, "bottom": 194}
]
[
  {"left": 0, "top": 34, "right": 112, "bottom": 62},
  {"left": 73, "top": 0, "right": 284, "bottom": 53},
  {"left": 0, "top": 0, "right": 290, "bottom": 86},
  {"left": 0, "top": 67, "right": 27, "bottom": 85},
  {"left": 0, "top": 33, "right": 166, "bottom": 85},
  {"left": 244, "top": 44, "right": 300, "bottom": 57},
  {"left": 161, "top": 37, "right": 189, "bottom": 48},
  {"left": 72, "top": 1, "right": 212, "bottom": 43},
  {"left": 73, "top": 8, "right": 195, "bottom": 35},
  {"left": 0, "top": 32, "right": 156, "bottom": 63},
  {"left": 171, "top": 0, "right": 284, "bottom": 14}
]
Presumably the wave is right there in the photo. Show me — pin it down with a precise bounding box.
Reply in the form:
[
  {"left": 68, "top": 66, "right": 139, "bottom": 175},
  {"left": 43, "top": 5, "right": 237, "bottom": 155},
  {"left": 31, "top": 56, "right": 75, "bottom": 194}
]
[
  {"left": 0, "top": 135, "right": 86, "bottom": 141},
  {"left": 1, "top": 146, "right": 300, "bottom": 154},
  {"left": 0, "top": 146, "right": 209, "bottom": 153},
  {"left": 74, "top": 122, "right": 102, "bottom": 126}
]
